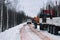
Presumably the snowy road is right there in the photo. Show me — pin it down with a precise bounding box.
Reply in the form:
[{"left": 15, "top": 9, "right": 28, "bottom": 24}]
[
  {"left": 20, "top": 24, "right": 53, "bottom": 40},
  {"left": 0, "top": 22, "right": 60, "bottom": 40},
  {"left": 20, "top": 24, "right": 41, "bottom": 40}
]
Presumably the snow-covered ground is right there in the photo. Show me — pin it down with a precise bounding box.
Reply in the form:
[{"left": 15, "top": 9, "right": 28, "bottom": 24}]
[
  {"left": 41, "top": 30, "right": 60, "bottom": 40},
  {"left": 20, "top": 24, "right": 42, "bottom": 40},
  {"left": 0, "top": 22, "right": 60, "bottom": 40},
  {"left": 0, "top": 22, "right": 26, "bottom": 40}
]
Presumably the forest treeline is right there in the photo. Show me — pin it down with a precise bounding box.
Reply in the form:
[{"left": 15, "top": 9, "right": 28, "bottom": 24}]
[
  {"left": 38, "top": 2, "right": 60, "bottom": 18},
  {"left": 0, "top": 2, "right": 32, "bottom": 31}
]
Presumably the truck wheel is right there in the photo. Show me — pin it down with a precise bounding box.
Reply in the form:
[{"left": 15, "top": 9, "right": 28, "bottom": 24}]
[
  {"left": 49, "top": 25, "right": 53, "bottom": 34},
  {"left": 53, "top": 26, "right": 58, "bottom": 35},
  {"left": 51, "top": 25, "right": 55, "bottom": 34},
  {"left": 47, "top": 25, "right": 50, "bottom": 33},
  {"left": 40, "top": 24, "right": 44, "bottom": 30},
  {"left": 50, "top": 25, "right": 53, "bottom": 34}
]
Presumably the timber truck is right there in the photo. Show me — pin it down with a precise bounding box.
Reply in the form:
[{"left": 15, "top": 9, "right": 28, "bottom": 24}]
[{"left": 40, "top": 17, "right": 60, "bottom": 35}]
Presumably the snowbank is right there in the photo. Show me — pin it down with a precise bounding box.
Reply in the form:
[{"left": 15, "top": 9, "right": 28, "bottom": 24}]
[
  {"left": 0, "top": 22, "right": 60, "bottom": 40},
  {"left": 0, "top": 22, "right": 26, "bottom": 40},
  {"left": 41, "top": 30, "right": 60, "bottom": 40}
]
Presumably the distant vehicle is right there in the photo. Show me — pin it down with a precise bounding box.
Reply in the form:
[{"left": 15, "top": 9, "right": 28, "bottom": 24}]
[{"left": 27, "top": 19, "right": 32, "bottom": 24}]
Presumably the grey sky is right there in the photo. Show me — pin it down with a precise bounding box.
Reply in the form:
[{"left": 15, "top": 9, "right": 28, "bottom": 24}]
[
  {"left": 5, "top": 0, "right": 60, "bottom": 17},
  {"left": 17, "top": 0, "right": 47, "bottom": 17}
]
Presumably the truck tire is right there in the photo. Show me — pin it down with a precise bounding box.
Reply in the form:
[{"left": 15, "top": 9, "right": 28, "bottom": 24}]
[
  {"left": 48, "top": 25, "right": 52, "bottom": 33},
  {"left": 40, "top": 24, "right": 44, "bottom": 30},
  {"left": 47, "top": 25, "right": 50, "bottom": 33},
  {"left": 50, "top": 25, "right": 53, "bottom": 34},
  {"left": 53, "top": 26, "right": 58, "bottom": 35},
  {"left": 51, "top": 25, "right": 55, "bottom": 34}
]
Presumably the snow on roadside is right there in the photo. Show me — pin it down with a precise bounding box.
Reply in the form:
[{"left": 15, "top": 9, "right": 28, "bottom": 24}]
[
  {"left": 0, "top": 22, "right": 60, "bottom": 40},
  {"left": 41, "top": 30, "right": 60, "bottom": 40},
  {"left": 0, "top": 22, "right": 26, "bottom": 40}
]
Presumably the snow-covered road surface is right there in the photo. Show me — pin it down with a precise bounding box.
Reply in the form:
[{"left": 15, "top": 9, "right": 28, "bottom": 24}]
[
  {"left": 20, "top": 24, "right": 41, "bottom": 40},
  {"left": 28, "top": 24, "right": 53, "bottom": 40},
  {"left": 0, "top": 22, "right": 60, "bottom": 40}
]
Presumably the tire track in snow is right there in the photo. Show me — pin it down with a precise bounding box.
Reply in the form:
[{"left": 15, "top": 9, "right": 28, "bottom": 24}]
[
  {"left": 20, "top": 24, "right": 54, "bottom": 40},
  {"left": 29, "top": 24, "right": 54, "bottom": 40},
  {"left": 24, "top": 24, "right": 41, "bottom": 40},
  {"left": 20, "top": 24, "right": 33, "bottom": 40}
]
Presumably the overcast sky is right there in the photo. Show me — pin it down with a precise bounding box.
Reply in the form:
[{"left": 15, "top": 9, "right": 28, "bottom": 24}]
[
  {"left": 6, "top": 0, "right": 60, "bottom": 17},
  {"left": 17, "top": 0, "right": 47, "bottom": 17}
]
